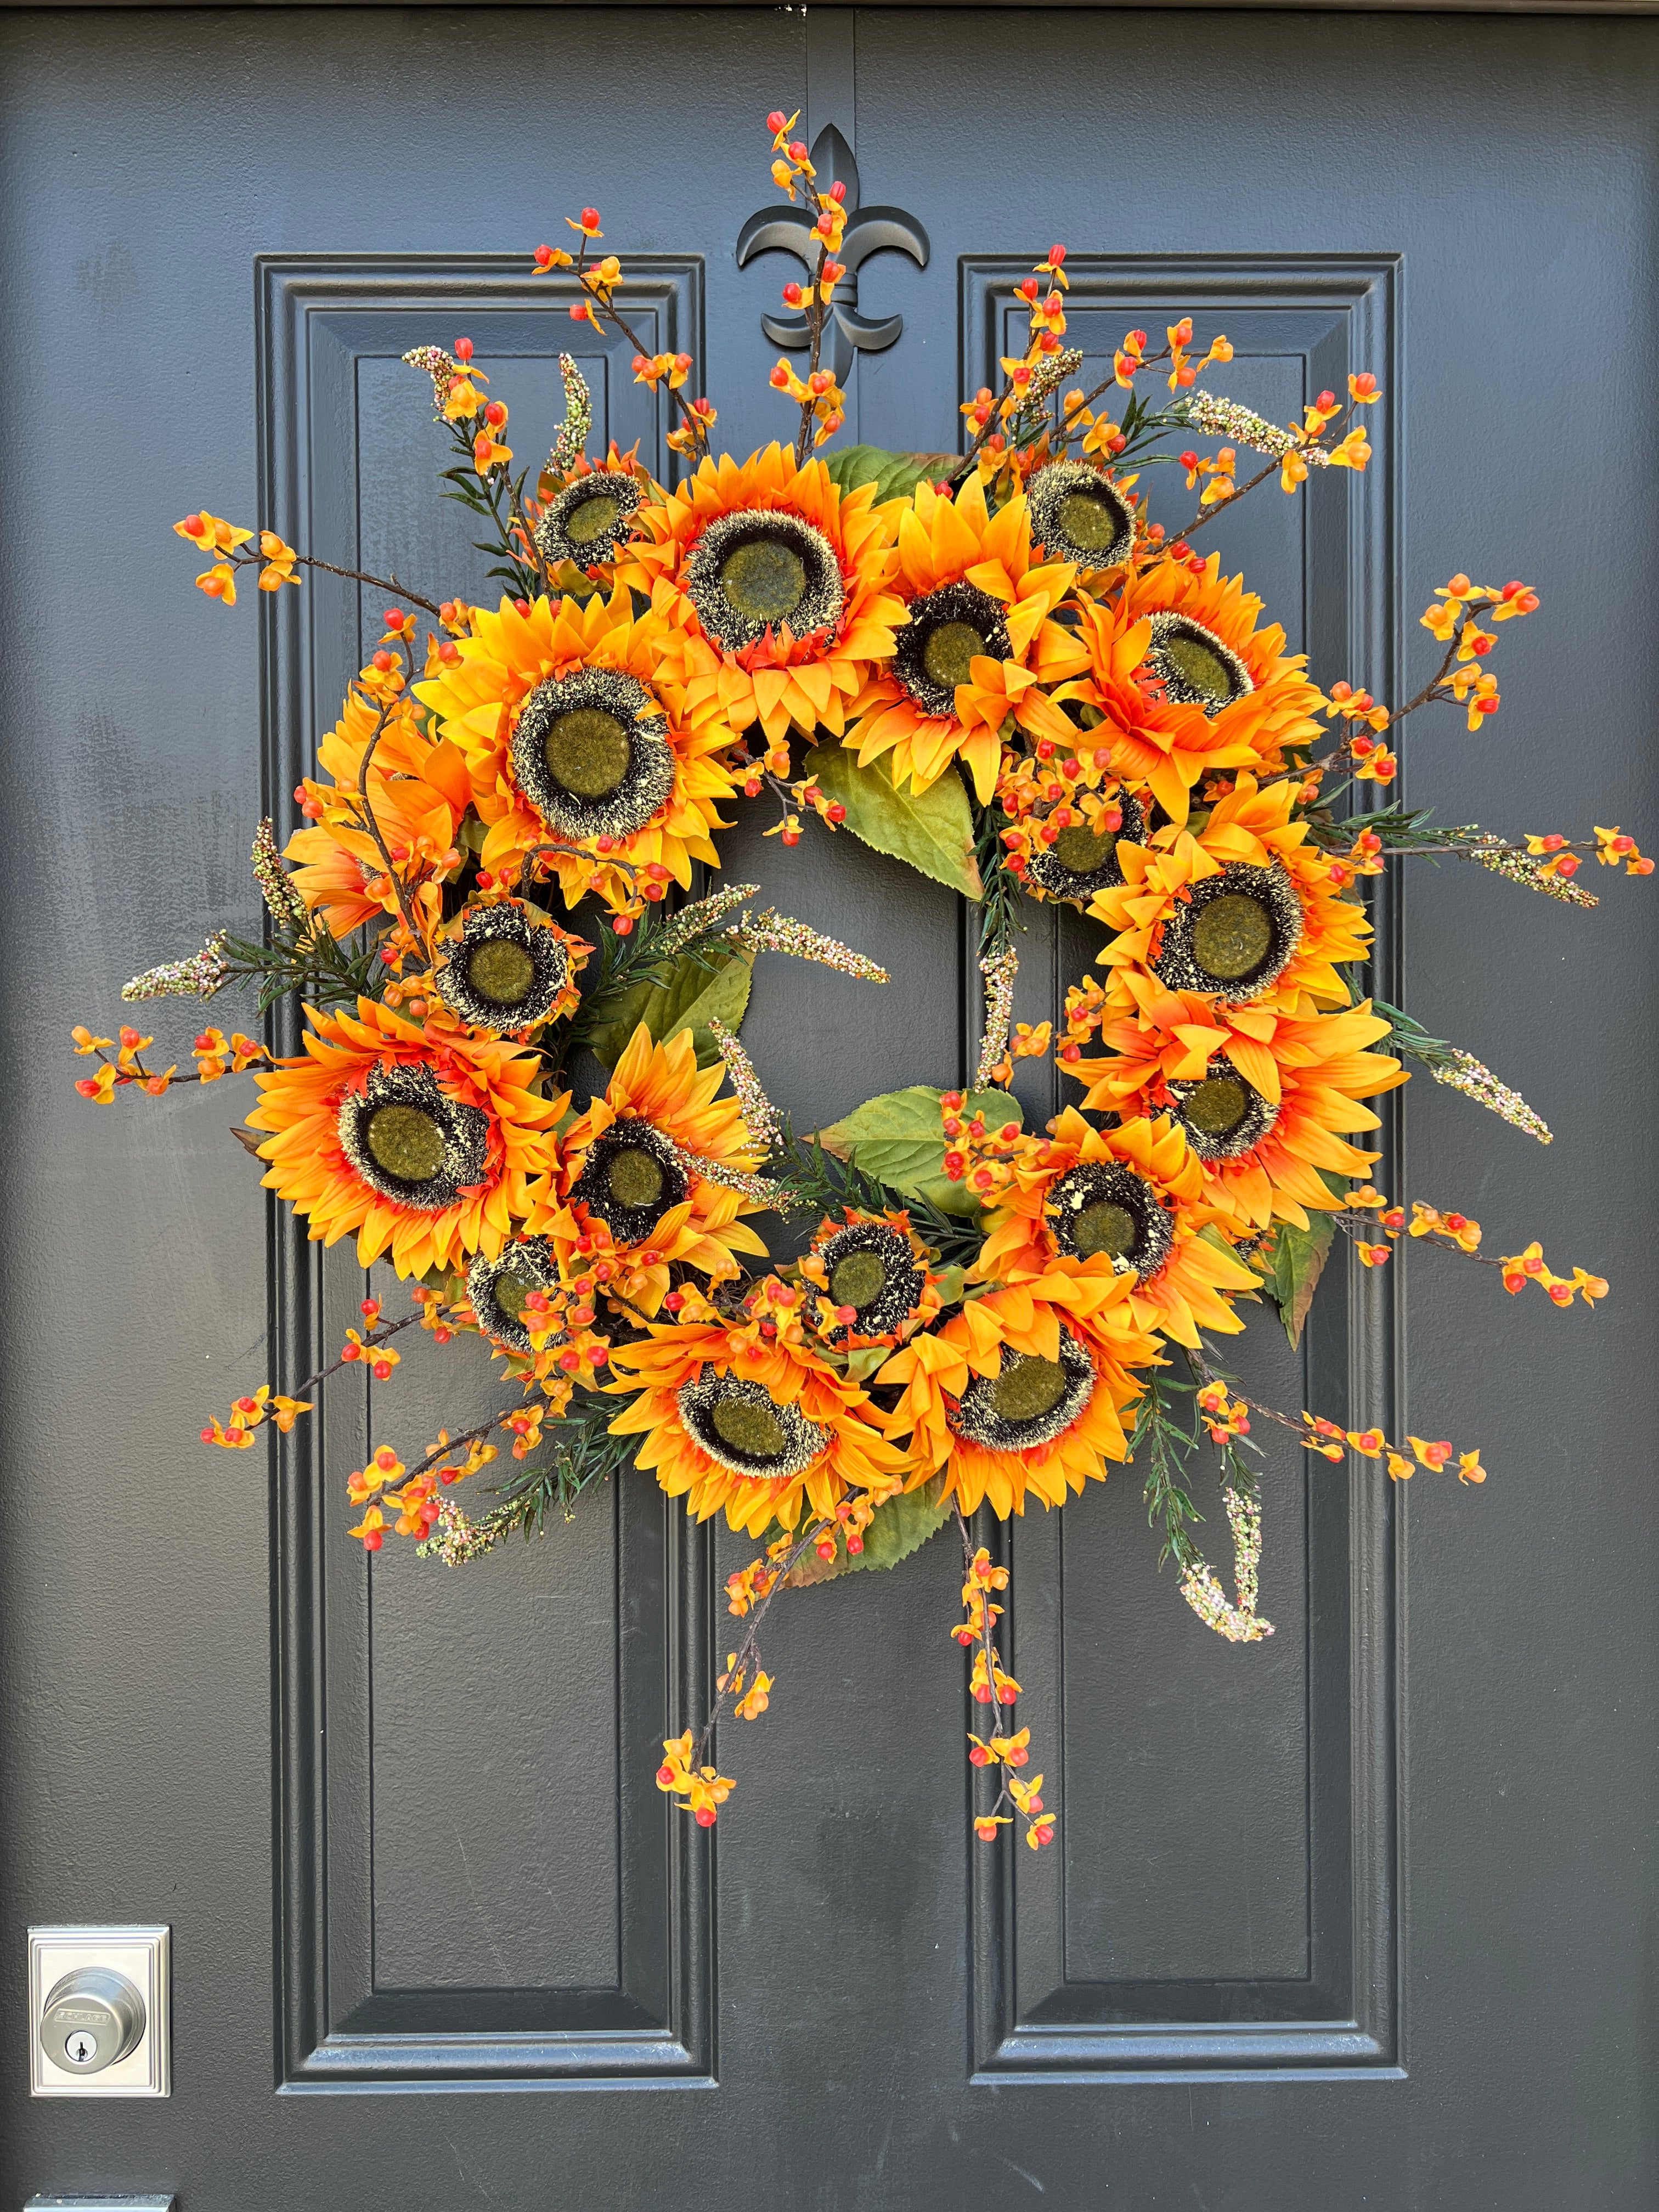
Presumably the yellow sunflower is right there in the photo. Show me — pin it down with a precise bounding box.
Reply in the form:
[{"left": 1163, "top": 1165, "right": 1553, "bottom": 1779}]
[
  {"left": 413, "top": 588, "right": 741, "bottom": 915},
  {"left": 847, "top": 473, "right": 1083, "bottom": 803},
  {"left": 878, "top": 1273, "right": 1159, "bottom": 1517},
  {"left": 607, "top": 1287, "right": 907, "bottom": 1534},
  {"left": 1089, "top": 772, "right": 1372, "bottom": 1015},
  {"left": 534, "top": 1023, "right": 769, "bottom": 1298},
  {"left": 1113, "top": 546, "right": 1325, "bottom": 778},
  {"left": 972, "top": 1109, "right": 1257, "bottom": 1349},
  {"left": 247, "top": 996, "right": 563, "bottom": 1277},
  {"left": 616, "top": 442, "right": 907, "bottom": 758},
  {"left": 285, "top": 687, "right": 473, "bottom": 938},
  {"left": 1067, "top": 974, "right": 1408, "bottom": 1233}
]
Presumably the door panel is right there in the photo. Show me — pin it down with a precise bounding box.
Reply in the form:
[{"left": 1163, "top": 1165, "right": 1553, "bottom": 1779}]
[{"left": 2, "top": 7, "right": 1655, "bottom": 2207}]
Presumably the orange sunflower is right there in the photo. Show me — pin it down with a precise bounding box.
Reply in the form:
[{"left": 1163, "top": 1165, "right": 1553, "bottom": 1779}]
[
  {"left": 1089, "top": 773, "right": 1372, "bottom": 1016},
  {"left": 1113, "top": 547, "right": 1325, "bottom": 778},
  {"left": 797, "top": 1207, "right": 945, "bottom": 1351},
  {"left": 607, "top": 1284, "right": 908, "bottom": 1534},
  {"left": 878, "top": 1272, "right": 1159, "bottom": 1517},
  {"left": 848, "top": 473, "right": 1083, "bottom": 803},
  {"left": 285, "top": 687, "right": 472, "bottom": 939},
  {"left": 414, "top": 588, "right": 740, "bottom": 914},
  {"left": 1066, "top": 973, "right": 1408, "bottom": 1232},
  {"left": 247, "top": 996, "right": 563, "bottom": 1277},
  {"left": 616, "top": 442, "right": 906, "bottom": 758},
  {"left": 971, "top": 1109, "right": 1257, "bottom": 1349},
  {"left": 534, "top": 1023, "right": 769, "bottom": 1299},
  {"left": 1046, "top": 599, "right": 1265, "bottom": 827}
]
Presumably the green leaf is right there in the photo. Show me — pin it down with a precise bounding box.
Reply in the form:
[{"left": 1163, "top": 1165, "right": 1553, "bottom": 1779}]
[
  {"left": 788, "top": 1475, "right": 952, "bottom": 1586},
  {"left": 581, "top": 947, "right": 754, "bottom": 1072},
  {"left": 1260, "top": 1178, "right": 1347, "bottom": 1347},
  {"left": 811, "top": 744, "right": 983, "bottom": 900},
  {"left": 822, "top": 444, "right": 953, "bottom": 505},
  {"left": 816, "top": 1084, "right": 1022, "bottom": 1217}
]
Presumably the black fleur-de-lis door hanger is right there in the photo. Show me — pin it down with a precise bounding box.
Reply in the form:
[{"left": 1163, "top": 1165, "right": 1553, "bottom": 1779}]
[{"left": 736, "top": 125, "right": 930, "bottom": 386}]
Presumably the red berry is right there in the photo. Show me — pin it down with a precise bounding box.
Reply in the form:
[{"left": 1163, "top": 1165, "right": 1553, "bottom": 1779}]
[
  {"left": 373, "top": 1359, "right": 392, "bottom": 1381},
  {"left": 514, "top": 597, "right": 530, "bottom": 617},
  {"left": 766, "top": 109, "right": 787, "bottom": 132},
  {"left": 969, "top": 1745, "right": 990, "bottom": 1767},
  {"left": 200, "top": 1426, "right": 215, "bottom": 1443},
  {"left": 371, "top": 650, "right": 393, "bottom": 672},
  {"left": 582, "top": 207, "right": 600, "bottom": 228},
  {"left": 454, "top": 337, "right": 473, "bottom": 362},
  {"left": 694, "top": 1805, "right": 718, "bottom": 1827},
  {"left": 830, "top": 180, "right": 847, "bottom": 203},
  {"left": 1048, "top": 244, "right": 1066, "bottom": 265},
  {"left": 613, "top": 915, "right": 634, "bottom": 935},
  {"left": 363, "top": 1529, "right": 383, "bottom": 1552}
]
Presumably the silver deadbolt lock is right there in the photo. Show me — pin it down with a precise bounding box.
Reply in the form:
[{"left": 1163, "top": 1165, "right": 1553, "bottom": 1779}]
[
  {"left": 39, "top": 1965, "right": 147, "bottom": 2074},
  {"left": 29, "top": 1925, "right": 170, "bottom": 2095}
]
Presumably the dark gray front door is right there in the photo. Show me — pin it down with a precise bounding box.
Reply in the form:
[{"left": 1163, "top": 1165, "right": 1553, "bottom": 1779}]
[{"left": 3, "top": 7, "right": 1654, "bottom": 2205}]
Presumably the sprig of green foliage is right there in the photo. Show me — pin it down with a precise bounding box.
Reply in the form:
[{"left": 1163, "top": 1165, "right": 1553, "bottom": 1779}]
[{"left": 216, "top": 918, "right": 383, "bottom": 1015}]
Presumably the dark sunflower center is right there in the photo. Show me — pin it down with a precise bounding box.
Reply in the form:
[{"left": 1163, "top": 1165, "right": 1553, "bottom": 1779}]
[
  {"left": 1056, "top": 488, "right": 1122, "bottom": 553},
  {"left": 564, "top": 494, "right": 620, "bottom": 549},
  {"left": 364, "top": 1103, "right": 446, "bottom": 1184},
  {"left": 1183, "top": 1073, "right": 1252, "bottom": 1137},
  {"left": 1053, "top": 822, "right": 1116, "bottom": 874},
  {"left": 830, "top": 1250, "right": 888, "bottom": 1312},
  {"left": 922, "top": 620, "right": 988, "bottom": 692},
  {"left": 989, "top": 1355, "right": 1068, "bottom": 1425},
  {"left": 720, "top": 539, "right": 807, "bottom": 625},
  {"left": 1190, "top": 893, "right": 1275, "bottom": 983},
  {"left": 543, "top": 708, "right": 631, "bottom": 799},
  {"left": 493, "top": 1271, "right": 534, "bottom": 1322},
  {"left": 465, "top": 938, "right": 537, "bottom": 1007},
  {"left": 711, "top": 1394, "right": 788, "bottom": 1459},
  {"left": 1071, "top": 1201, "right": 1138, "bottom": 1260},
  {"left": 606, "top": 1145, "right": 665, "bottom": 1211}
]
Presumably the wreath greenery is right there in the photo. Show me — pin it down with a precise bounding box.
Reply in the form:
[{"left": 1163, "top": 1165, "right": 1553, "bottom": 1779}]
[{"left": 75, "top": 111, "right": 1645, "bottom": 1849}]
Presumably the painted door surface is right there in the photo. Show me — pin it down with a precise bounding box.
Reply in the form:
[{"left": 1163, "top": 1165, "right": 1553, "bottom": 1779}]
[{"left": 2, "top": 7, "right": 1655, "bottom": 2206}]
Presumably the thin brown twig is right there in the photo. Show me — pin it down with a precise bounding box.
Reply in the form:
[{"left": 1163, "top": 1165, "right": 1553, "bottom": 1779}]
[
  {"left": 690, "top": 1519, "right": 827, "bottom": 1769},
  {"left": 235, "top": 547, "right": 447, "bottom": 620}
]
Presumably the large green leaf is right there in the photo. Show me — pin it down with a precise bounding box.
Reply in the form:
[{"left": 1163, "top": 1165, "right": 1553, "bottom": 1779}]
[
  {"left": 822, "top": 444, "right": 956, "bottom": 505},
  {"left": 811, "top": 744, "right": 983, "bottom": 900},
  {"left": 787, "top": 1475, "right": 952, "bottom": 1586},
  {"left": 581, "top": 947, "right": 754, "bottom": 1073},
  {"left": 1261, "top": 1182, "right": 1345, "bottom": 1348},
  {"left": 816, "top": 1084, "right": 1022, "bottom": 1217}
]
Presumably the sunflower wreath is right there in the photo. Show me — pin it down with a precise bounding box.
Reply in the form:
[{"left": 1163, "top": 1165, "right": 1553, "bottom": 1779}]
[{"left": 77, "top": 111, "right": 1648, "bottom": 1852}]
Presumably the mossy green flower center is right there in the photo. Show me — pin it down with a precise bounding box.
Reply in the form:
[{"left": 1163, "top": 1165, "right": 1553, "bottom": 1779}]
[
  {"left": 1161, "top": 633, "right": 1235, "bottom": 702},
  {"left": 711, "top": 1393, "right": 788, "bottom": 1458},
  {"left": 1190, "top": 893, "right": 1275, "bottom": 983},
  {"left": 720, "top": 539, "right": 807, "bottom": 626},
  {"left": 829, "top": 1250, "right": 888, "bottom": 1312},
  {"left": 1053, "top": 822, "right": 1116, "bottom": 874},
  {"left": 606, "top": 1144, "right": 665, "bottom": 1211},
  {"left": 565, "top": 494, "right": 620, "bottom": 549},
  {"left": 1070, "top": 1200, "right": 1138, "bottom": 1261},
  {"left": 493, "top": 1271, "right": 534, "bottom": 1322},
  {"left": 465, "top": 938, "right": 537, "bottom": 1007},
  {"left": 922, "top": 620, "right": 987, "bottom": 693},
  {"left": 1056, "top": 488, "right": 1122, "bottom": 553},
  {"left": 544, "top": 708, "right": 631, "bottom": 799},
  {"left": 989, "top": 1353, "right": 1069, "bottom": 1425},
  {"left": 1184, "top": 1073, "right": 1251, "bottom": 1137},
  {"left": 364, "top": 1103, "right": 447, "bottom": 1183}
]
